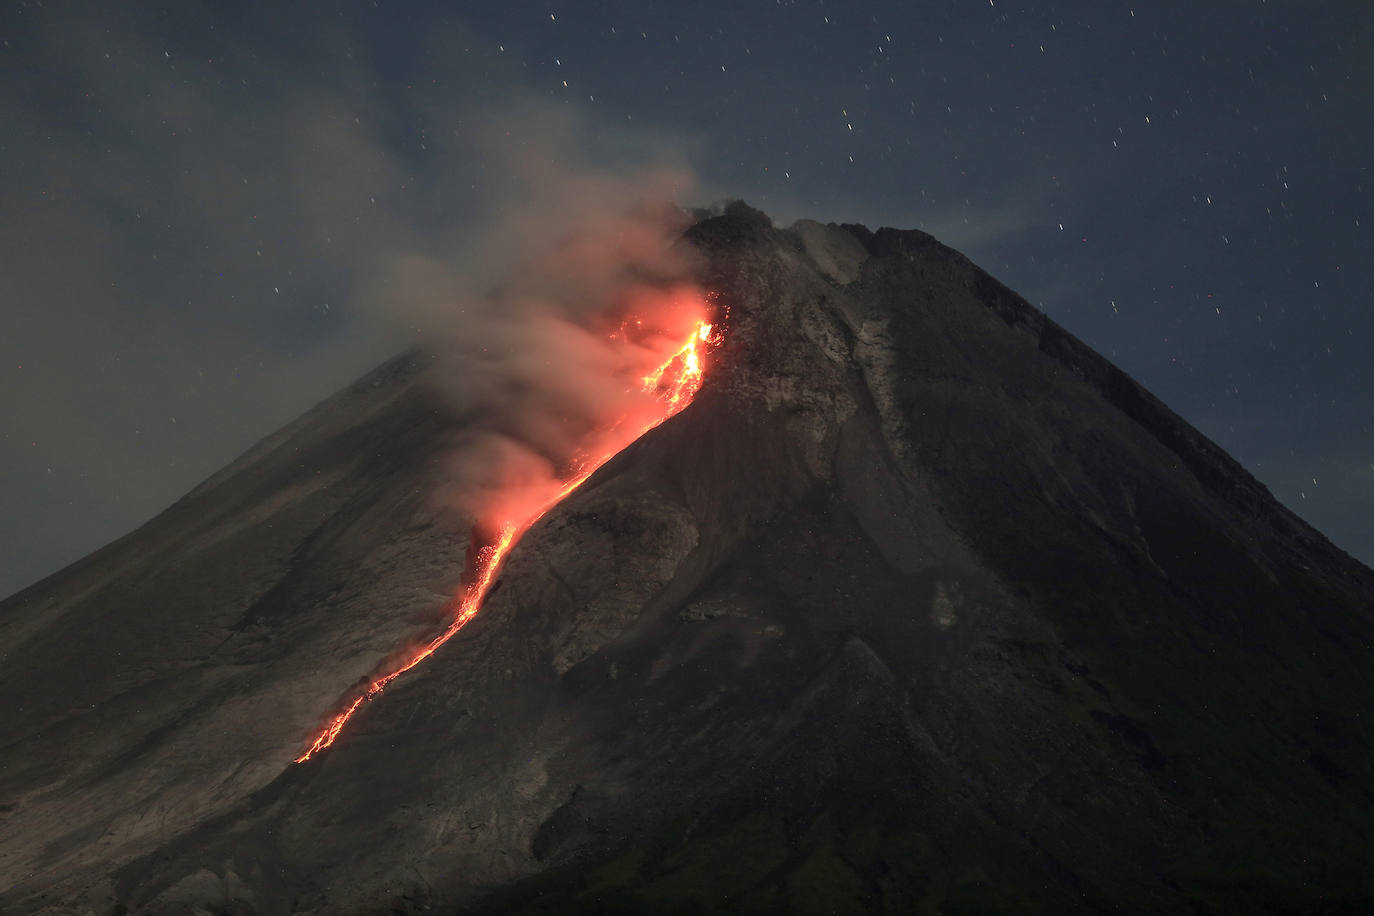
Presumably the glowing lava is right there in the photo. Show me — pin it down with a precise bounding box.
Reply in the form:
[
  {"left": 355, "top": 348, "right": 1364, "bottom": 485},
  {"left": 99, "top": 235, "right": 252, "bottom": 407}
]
[
  {"left": 295, "top": 317, "right": 719, "bottom": 762},
  {"left": 643, "top": 321, "right": 713, "bottom": 410}
]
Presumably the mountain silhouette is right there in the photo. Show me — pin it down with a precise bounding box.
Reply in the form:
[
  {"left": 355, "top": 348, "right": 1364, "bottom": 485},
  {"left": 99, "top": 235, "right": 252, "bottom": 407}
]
[{"left": 3, "top": 202, "right": 1372, "bottom": 914}]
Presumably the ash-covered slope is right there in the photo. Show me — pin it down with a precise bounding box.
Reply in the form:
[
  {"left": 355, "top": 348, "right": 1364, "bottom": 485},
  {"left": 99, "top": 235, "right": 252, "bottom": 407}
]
[
  {"left": 0, "top": 353, "right": 474, "bottom": 909},
  {"left": 6, "top": 203, "right": 1374, "bottom": 914}
]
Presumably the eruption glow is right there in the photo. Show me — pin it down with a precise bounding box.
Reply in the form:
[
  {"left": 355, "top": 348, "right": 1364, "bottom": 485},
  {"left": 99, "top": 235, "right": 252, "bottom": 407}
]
[{"left": 294, "top": 313, "right": 719, "bottom": 763}]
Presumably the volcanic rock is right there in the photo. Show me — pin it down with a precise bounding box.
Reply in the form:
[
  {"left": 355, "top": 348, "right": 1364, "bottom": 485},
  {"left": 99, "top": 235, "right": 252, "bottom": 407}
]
[{"left": 3, "top": 202, "right": 1374, "bottom": 914}]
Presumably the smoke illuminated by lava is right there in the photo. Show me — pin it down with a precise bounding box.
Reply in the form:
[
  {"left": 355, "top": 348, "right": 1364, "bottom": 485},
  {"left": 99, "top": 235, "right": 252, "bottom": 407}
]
[
  {"left": 294, "top": 115, "right": 716, "bottom": 763},
  {"left": 295, "top": 313, "right": 718, "bottom": 762}
]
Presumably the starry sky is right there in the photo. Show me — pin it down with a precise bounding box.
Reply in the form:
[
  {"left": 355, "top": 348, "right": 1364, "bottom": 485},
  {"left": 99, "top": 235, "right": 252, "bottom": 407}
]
[{"left": 2, "top": 0, "right": 1371, "bottom": 598}]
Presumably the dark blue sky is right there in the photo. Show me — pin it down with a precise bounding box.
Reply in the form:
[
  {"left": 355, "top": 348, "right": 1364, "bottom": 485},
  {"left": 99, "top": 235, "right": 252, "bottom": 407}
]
[{"left": 2, "top": 0, "right": 1371, "bottom": 597}]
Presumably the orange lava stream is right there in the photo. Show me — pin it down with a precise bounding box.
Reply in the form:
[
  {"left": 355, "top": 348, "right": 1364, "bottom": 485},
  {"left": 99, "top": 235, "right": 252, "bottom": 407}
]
[
  {"left": 294, "top": 318, "right": 716, "bottom": 762},
  {"left": 643, "top": 321, "right": 714, "bottom": 410}
]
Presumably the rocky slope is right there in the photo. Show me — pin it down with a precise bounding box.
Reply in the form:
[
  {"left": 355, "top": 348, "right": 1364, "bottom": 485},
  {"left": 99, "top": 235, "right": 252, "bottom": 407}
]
[{"left": 3, "top": 203, "right": 1373, "bottom": 914}]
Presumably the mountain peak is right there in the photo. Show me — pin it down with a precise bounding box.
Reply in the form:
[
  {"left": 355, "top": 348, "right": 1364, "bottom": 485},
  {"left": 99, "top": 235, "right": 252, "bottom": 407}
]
[{"left": 4, "top": 205, "right": 1372, "bottom": 914}]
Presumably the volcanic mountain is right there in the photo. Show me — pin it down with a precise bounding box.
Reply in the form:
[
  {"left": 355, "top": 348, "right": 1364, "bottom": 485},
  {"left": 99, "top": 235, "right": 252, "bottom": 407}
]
[{"left": 3, "top": 203, "right": 1373, "bottom": 914}]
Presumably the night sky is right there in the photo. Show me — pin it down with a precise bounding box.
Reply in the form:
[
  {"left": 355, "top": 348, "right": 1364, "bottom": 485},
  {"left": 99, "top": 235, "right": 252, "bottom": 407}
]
[{"left": 2, "top": 1, "right": 1371, "bottom": 598}]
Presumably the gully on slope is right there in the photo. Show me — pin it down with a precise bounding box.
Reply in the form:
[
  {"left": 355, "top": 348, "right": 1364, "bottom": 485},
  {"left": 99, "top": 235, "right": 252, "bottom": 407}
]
[{"left": 295, "top": 318, "right": 720, "bottom": 762}]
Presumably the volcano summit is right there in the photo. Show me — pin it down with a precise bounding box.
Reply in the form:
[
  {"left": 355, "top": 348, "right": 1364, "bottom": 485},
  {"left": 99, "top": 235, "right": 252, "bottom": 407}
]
[{"left": 2, "top": 203, "right": 1373, "bottom": 914}]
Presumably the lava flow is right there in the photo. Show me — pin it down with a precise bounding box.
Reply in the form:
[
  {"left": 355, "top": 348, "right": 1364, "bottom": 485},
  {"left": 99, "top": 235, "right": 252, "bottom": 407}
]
[{"left": 295, "top": 316, "right": 719, "bottom": 762}]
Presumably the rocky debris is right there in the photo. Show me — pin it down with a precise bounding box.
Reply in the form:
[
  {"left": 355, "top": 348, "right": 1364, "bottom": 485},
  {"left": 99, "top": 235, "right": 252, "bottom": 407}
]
[{"left": 4, "top": 203, "right": 1374, "bottom": 914}]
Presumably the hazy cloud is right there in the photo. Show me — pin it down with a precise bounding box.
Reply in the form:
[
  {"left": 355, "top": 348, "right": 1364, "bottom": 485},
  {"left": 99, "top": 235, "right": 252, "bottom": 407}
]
[
  {"left": 379, "top": 101, "right": 707, "bottom": 534},
  {"left": 0, "top": 4, "right": 705, "bottom": 597}
]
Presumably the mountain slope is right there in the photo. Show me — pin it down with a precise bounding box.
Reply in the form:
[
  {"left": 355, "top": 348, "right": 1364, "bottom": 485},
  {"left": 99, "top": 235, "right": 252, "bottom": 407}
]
[
  {"left": 4, "top": 203, "right": 1373, "bottom": 914},
  {"left": 0, "top": 352, "right": 474, "bottom": 909}
]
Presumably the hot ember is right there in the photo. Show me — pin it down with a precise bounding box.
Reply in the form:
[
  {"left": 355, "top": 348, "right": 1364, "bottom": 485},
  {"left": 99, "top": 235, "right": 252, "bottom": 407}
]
[{"left": 295, "top": 314, "right": 719, "bottom": 762}]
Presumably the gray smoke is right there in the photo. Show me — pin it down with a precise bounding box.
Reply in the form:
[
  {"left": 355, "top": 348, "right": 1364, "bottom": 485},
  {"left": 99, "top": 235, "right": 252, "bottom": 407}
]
[{"left": 376, "top": 103, "right": 710, "bottom": 530}]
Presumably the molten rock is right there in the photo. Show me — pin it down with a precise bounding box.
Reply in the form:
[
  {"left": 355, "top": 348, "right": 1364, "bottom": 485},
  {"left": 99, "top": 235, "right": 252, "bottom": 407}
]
[{"left": 3, "top": 203, "right": 1374, "bottom": 913}]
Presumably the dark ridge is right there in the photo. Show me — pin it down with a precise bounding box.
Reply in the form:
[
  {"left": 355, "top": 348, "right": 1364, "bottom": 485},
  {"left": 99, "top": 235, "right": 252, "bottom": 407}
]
[
  {"left": 839, "top": 221, "right": 1334, "bottom": 552},
  {"left": 684, "top": 200, "right": 776, "bottom": 255}
]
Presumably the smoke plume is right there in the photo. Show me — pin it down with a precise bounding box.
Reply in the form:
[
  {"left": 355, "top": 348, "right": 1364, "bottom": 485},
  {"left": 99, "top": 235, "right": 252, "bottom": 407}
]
[{"left": 380, "top": 103, "right": 711, "bottom": 538}]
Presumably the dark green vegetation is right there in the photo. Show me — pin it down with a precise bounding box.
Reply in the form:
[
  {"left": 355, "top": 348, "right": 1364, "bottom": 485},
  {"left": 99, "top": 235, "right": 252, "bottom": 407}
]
[{"left": 3, "top": 204, "right": 1371, "bottom": 913}]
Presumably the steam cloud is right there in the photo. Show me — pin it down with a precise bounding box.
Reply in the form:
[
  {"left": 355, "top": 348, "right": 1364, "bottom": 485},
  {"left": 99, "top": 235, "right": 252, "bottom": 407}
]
[
  {"left": 380, "top": 103, "right": 711, "bottom": 538},
  {"left": 0, "top": 2, "right": 726, "bottom": 598}
]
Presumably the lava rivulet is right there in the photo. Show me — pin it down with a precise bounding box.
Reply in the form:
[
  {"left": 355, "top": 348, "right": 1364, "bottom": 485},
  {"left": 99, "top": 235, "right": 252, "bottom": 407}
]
[
  {"left": 294, "top": 316, "right": 719, "bottom": 762},
  {"left": 643, "top": 321, "right": 714, "bottom": 410},
  {"left": 293, "top": 524, "right": 516, "bottom": 762}
]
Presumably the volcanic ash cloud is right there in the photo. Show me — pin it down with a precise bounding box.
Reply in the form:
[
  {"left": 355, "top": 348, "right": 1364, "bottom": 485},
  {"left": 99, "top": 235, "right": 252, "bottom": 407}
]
[{"left": 381, "top": 118, "right": 710, "bottom": 537}]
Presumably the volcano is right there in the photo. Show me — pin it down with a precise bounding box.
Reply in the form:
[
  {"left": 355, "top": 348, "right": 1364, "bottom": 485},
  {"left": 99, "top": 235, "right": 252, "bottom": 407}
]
[{"left": 3, "top": 203, "right": 1373, "bottom": 914}]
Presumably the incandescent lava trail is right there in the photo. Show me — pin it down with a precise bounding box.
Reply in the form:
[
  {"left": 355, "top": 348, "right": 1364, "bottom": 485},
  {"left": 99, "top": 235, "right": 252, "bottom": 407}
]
[{"left": 295, "top": 316, "right": 720, "bottom": 762}]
